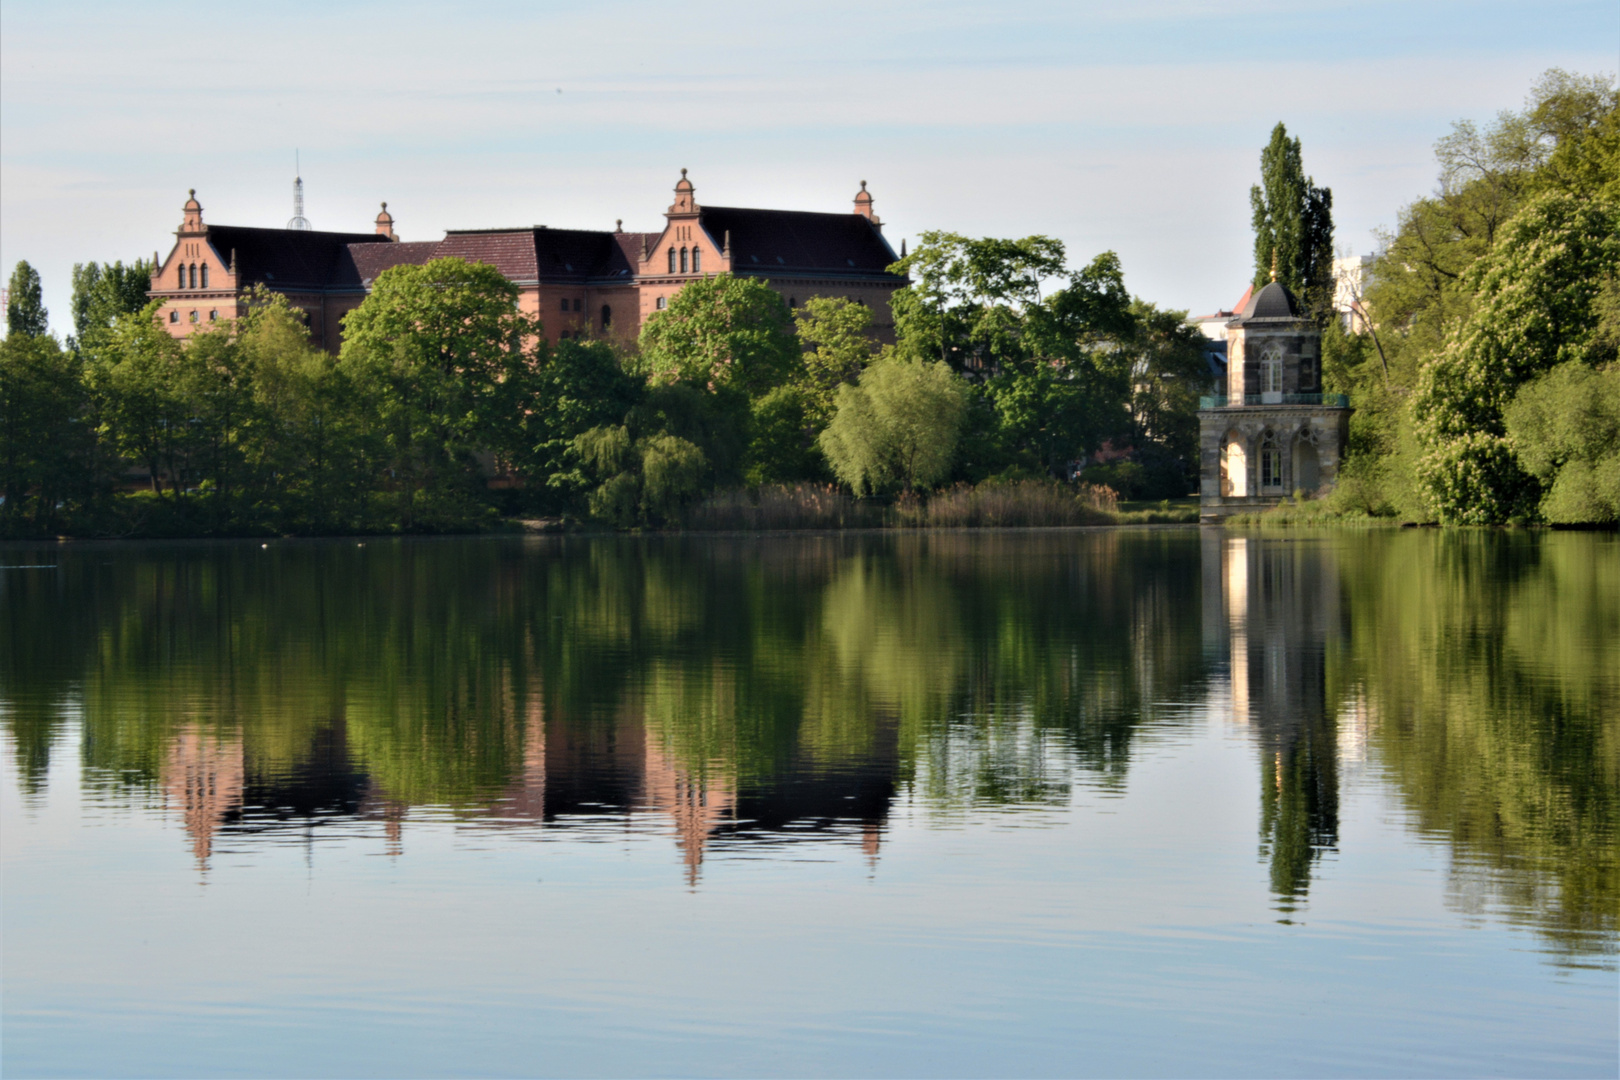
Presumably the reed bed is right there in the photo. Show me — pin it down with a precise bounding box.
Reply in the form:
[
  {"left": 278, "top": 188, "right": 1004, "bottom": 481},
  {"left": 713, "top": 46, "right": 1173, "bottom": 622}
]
[
  {"left": 686, "top": 483, "right": 883, "bottom": 530},
  {"left": 688, "top": 480, "right": 1120, "bottom": 531},
  {"left": 915, "top": 480, "right": 1117, "bottom": 527}
]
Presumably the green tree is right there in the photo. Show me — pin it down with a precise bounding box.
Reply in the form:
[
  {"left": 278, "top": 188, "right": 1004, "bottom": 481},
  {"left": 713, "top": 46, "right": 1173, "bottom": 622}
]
[
  {"left": 339, "top": 257, "right": 540, "bottom": 529},
  {"left": 6, "top": 261, "right": 49, "bottom": 338},
  {"left": 0, "top": 333, "right": 95, "bottom": 534},
  {"left": 819, "top": 355, "right": 969, "bottom": 494},
  {"left": 70, "top": 259, "right": 155, "bottom": 351},
  {"left": 1411, "top": 191, "right": 1620, "bottom": 523},
  {"left": 1250, "top": 124, "right": 1334, "bottom": 316},
  {"left": 83, "top": 302, "right": 196, "bottom": 501},
  {"left": 793, "top": 296, "right": 879, "bottom": 423},
  {"left": 514, "top": 337, "right": 643, "bottom": 510},
  {"left": 634, "top": 274, "right": 800, "bottom": 397},
  {"left": 1505, "top": 362, "right": 1620, "bottom": 524}
]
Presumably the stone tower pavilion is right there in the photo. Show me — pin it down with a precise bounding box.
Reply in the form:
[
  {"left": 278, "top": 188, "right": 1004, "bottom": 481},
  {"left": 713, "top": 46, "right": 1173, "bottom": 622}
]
[{"left": 1197, "top": 279, "right": 1351, "bottom": 522}]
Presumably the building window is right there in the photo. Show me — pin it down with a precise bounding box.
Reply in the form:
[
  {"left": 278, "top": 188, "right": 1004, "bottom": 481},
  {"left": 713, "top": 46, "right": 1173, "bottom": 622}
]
[
  {"left": 169, "top": 310, "right": 179, "bottom": 324},
  {"left": 572, "top": 298, "right": 582, "bottom": 312},
  {"left": 668, "top": 248, "right": 677, "bottom": 274},
  {"left": 208, "top": 310, "right": 218, "bottom": 321},
  {"left": 601, "top": 304, "right": 612, "bottom": 329},
  {"left": 1260, "top": 344, "right": 1283, "bottom": 395},
  {"left": 656, "top": 296, "right": 667, "bottom": 310},
  {"left": 188, "top": 310, "right": 198, "bottom": 323},
  {"left": 560, "top": 297, "right": 569, "bottom": 312},
  {"left": 200, "top": 264, "right": 209, "bottom": 289},
  {"left": 691, "top": 247, "right": 701, "bottom": 274},
  {"left": 191, "top": 264, "right": 199, "bottom": 289},
  {"left": 789, "top": 296, "right": 797, "bottom": 309},
  {"left": 680, "top": 247, "right": 688, "bottom": 274},
  {"left": 1299, "top": 355, "right": 1318, "bottom": 391},
  {"left": 1259, "top": 430, "right": 1284, "bottom": 492}
]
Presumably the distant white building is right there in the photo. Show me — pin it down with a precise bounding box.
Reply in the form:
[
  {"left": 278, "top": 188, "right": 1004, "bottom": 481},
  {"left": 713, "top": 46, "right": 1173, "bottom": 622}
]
[{"left": 1332, "top": 255, "right": 1374, "bottom": 333}]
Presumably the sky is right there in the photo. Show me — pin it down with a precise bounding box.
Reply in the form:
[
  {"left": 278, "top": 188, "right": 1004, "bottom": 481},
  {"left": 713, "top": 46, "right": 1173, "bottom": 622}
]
[{"left": 1, "top": 0, "right": 1615, "bottom": 338}]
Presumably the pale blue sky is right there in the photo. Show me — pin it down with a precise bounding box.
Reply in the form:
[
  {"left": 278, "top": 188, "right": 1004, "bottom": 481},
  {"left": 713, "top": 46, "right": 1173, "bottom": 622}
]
[{"left": 1, "top": 0, "right": 1615, "bottom": 336}]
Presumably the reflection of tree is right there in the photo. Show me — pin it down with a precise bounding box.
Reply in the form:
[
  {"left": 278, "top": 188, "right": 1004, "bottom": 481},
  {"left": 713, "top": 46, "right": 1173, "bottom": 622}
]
[
  {"left": 1338, "top": 531, "right": 1618, "bottom": 966},
  {"left": 3, "top": 532, "right": 1215, "bottom": 876}
]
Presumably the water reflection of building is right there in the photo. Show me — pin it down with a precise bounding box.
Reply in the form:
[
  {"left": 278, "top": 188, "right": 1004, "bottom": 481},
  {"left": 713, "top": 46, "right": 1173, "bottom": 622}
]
[
  {"left": 170, "top": 701, "right": 893, "bottom": 884},
  {"left": 162, "top": 725, "right": 245, "bottom": 867},
  {"left": 1204, "top": 533, "right": 1344, "bottom": 909}
]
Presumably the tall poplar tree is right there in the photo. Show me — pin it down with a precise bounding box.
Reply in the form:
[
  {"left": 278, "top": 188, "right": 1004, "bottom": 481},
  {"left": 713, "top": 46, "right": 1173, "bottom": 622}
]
[
  {"left": 5, "top": 262, "right": 49, "bottom": 338},
  {"left": 1250, "top": 124, "right": 1334, "bottom": 317}
]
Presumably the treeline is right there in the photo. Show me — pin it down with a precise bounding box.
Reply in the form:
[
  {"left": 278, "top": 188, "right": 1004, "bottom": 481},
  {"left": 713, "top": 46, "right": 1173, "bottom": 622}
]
[
  {"left": 1, "top": 236, "right": 1207, "bottom": 538},
  {"left": 1318, "top": 69, "right": 1620, "bottom": 526}
]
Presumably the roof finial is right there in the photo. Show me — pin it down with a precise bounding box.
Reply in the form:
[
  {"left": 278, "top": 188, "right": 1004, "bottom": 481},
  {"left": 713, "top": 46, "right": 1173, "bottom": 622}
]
[
  {"left": 615, "top": 218, "right": 623, "bottom": 233},
  {"left": 1270, "top": 248, "right": 1278, "bottom": 282},
  {"left": 900, "top": 238, "right": 907, "bottom": 257},
  {"left": 681, "top": 167, "right": 687, "bottom": 178},
  {"left": 722, "top": 229, "right": 731, "bottom": 255},
  {"left": 861, "top": 179, "right": 867, "bottom": 191}
]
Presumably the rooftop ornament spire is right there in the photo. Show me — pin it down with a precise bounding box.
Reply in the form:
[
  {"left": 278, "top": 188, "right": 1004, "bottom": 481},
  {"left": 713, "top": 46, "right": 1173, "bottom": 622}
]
[
  {"left": 1270, "top": 248, "right": 1278, "bottom": 282},
  {"left": 287, "top": 151, "right": 311, "bottom": 231}
]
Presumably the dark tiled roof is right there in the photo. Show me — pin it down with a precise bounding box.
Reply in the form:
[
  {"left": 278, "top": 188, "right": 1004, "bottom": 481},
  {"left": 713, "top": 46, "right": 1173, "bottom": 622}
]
[
  {"left": 437, "top": 228, "right": 649, "bottom": 284},
  {"left": 346, "top": 241, "right": 442, "bottom": 284},
  {"left": 203, "top": 226, "right": 391, "bottom": 289},
  {"left": 697, "top": 207, "right": 901, "bottom": 278},
  {"left": 1235, "top": 280, "right": 1303, "bottom": 324},
  {"left": 437, "top": 230, "right": 540, "bottom": 281}
]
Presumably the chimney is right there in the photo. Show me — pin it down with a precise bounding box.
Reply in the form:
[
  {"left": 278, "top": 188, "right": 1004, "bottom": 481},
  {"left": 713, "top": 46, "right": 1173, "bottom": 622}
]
[{"left": 375, "top": 202, "right": 397, "bottom": 241}]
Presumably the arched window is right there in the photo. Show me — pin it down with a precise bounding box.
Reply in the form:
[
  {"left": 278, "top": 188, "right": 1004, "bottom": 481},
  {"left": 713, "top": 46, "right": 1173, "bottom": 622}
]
[
  {"left": 1259, "top": 430, "right": 1284, "bottom": 492},
  {"left": 169, "top": 310, "right": 179, "bottom": 324},
  {"left": 601, "top": 304, "right": 612, "bottom": 329},
  {"left": 668, "top": 247, "right": 677, "bottom": 274},
  {"left": 188, "top": 310, "right": 199, "bottom": 323},
  {"left": 188, "top": 264, "right": 197, "bottom": 289},
  {"left": 200, "top": 264, "right": 209, "bottom": 289},
  {"left": 691, "top": 247, "right": 701, "bottom": 274},
  {"left": 656, "top": 296, "right": 667, "bottom": 310},
  {"left": 1260, "top": 344, "right": 1283, "bottom": 398},
  {"left": 208, "top": 310, "right": 218, "bottom": 321},
  {"left": 680, "top": 247, "right": 688, "bottom": 274},
  {"left": 560, "top": 297, "right": 569, "bottom": 312}
]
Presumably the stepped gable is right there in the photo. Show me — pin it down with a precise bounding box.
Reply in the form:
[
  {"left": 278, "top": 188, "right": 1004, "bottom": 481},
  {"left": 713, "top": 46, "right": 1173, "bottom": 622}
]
[
  {"left": 346, "top": 240, "right": 442, "bottom": 285},
  {"left": 1234, "top": 280, "right": 1304, "bottom": 324},
  {"left": 204, "top": 225, "right": 391, "bottom": 289},
  {"left": 697, "top": 206, "right": 901, "bottom": 277}
]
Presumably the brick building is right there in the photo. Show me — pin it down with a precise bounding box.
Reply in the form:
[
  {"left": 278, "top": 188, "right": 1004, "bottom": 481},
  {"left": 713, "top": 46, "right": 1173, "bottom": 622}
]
[{"left": 148, "top": 172, "right": 907, "bottom": 350}]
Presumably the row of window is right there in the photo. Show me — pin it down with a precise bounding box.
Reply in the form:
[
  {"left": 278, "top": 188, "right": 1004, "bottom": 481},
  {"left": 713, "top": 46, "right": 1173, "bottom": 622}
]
[
  {"left": 169, "top": 309, "right": 219, "bottom": 324},
  {"left": 667, "top": 246, "right": 701, "bottom": 274},
  {"left": 177, "top": 263, "right": 209, "bottom": 289}
]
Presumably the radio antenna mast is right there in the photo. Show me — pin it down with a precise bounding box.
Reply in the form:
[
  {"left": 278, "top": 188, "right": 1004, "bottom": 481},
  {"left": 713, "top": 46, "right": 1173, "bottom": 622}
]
[{"left": 287, "top": 150, "right": 311, "bottom": 231}]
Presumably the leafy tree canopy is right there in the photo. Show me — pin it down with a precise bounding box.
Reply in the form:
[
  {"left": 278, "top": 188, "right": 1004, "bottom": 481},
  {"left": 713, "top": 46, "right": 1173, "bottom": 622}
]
[
  {"left": 634, "top": 274, "right": 800, "bottom": 397},
  {"left": 6, "top": 261, "right": 49, "bottom": 338}
]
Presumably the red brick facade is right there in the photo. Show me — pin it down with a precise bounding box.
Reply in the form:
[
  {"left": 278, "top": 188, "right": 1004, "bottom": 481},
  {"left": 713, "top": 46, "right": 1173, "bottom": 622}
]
[{"left": 149, "top": 173, "right": 907, "bottom": 351}]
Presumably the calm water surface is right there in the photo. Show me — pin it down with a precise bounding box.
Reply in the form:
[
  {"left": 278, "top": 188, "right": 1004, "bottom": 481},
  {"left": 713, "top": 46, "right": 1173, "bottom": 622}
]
[{"left": 2, "top": 529, "right": 1616, "bottom": 1078}]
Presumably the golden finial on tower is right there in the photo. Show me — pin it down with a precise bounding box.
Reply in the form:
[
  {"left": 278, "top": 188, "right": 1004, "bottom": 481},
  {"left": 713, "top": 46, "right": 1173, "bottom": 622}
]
[{"left": 1270, "top": 249, "right": 1278, "bottom": 282}]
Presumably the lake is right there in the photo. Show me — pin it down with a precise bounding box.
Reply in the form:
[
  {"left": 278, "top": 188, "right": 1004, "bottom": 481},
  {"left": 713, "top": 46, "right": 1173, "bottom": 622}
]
[{"left": 2, "top": 528, "right": 1615, "bottom": 1078}]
